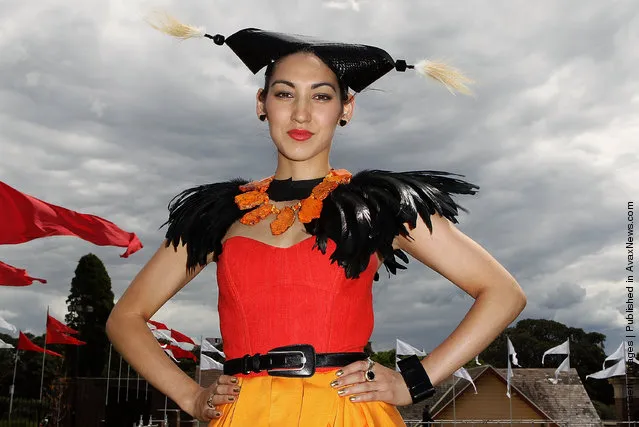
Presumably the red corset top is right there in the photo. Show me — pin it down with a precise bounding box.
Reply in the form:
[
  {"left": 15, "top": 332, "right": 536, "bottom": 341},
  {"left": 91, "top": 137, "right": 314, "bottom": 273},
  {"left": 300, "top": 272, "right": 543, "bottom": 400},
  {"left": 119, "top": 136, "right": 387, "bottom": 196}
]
[{"left": 216, "top": 236, "right": 378, "bottom": 366}]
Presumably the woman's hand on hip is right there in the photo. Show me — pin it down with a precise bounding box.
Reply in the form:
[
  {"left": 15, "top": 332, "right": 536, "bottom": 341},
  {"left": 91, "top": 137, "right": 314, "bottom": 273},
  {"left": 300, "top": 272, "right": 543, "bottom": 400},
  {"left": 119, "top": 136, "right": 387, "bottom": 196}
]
[
  {"left": 191, "top": 375, "right": 240, "bottom": 421},
  {"left": 330, "top": 359, "right": 413, "bottom": 406}
]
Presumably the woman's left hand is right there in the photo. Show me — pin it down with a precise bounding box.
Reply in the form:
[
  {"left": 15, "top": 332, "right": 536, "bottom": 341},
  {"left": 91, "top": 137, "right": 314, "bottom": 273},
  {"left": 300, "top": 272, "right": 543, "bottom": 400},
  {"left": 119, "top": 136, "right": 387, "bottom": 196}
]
[{"left": 330, "top": 359, "right": 413, "bottom": 406}]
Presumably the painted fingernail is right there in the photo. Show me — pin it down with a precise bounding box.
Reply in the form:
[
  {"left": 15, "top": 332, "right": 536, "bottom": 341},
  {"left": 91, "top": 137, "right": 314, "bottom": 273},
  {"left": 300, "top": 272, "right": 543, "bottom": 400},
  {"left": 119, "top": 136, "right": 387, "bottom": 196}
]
[
  {"left": 330, "top": 380, "right": 339, "bottom": 387},
  {"left": 337, "top": 389, "right": 346, "bottom": 396},
  {"left": 349, "top": 396, "right": 357, "bottom": 402},
  {"left": 228, "top": 396, "right": 235, "bottom": 402},
  {"left": 230, "top": 377, "right": 238, "bottom": 384},
  {"left": 233, "top": 387, "right": 241, "bottom": 393},
  {"left": 214, "top": 412, "right": 222, "bottom": 418},
  {"left": 335, "top": 370, "right": 344, "bottom": 377}
]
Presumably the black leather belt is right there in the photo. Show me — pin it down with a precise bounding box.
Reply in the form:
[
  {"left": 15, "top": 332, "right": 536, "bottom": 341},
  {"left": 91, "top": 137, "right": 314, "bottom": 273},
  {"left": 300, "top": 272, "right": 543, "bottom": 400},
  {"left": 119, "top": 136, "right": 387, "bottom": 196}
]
[{"left": 223, "top": 344, "right": 367, "bottom": 378}]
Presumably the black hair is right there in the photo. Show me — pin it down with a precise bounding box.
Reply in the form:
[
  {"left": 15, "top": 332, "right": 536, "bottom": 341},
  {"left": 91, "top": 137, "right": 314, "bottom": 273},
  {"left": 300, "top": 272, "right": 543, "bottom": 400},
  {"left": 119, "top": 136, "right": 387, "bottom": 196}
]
[{"left": 258, "top": 51, "right": 350, "bottom": 104}]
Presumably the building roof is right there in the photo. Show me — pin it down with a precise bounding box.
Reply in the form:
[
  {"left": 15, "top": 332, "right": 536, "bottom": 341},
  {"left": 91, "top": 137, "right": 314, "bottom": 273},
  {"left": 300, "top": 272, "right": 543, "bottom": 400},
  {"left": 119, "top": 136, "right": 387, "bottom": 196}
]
[{"left": 423, "top": 365, "right": 600, "bottom": 425}]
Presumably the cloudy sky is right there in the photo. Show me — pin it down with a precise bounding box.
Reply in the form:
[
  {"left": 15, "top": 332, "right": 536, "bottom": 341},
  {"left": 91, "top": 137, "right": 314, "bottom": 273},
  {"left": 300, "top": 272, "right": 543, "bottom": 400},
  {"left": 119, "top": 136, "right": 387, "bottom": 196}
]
[{"left": 1, "top": 0, "right": 637, "bottom": 361}]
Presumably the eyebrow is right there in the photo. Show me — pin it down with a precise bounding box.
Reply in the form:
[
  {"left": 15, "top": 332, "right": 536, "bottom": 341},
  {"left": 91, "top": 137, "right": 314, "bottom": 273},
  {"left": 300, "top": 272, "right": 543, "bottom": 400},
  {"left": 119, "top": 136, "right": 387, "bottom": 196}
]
[{"left": 270, "top": 80, "right": 337, "bottom": 92}]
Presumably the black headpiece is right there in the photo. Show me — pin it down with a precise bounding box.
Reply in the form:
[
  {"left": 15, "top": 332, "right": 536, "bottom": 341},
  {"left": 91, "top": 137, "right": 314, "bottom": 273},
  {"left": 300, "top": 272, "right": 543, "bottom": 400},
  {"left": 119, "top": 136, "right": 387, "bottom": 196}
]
[{"left": 148, "top": 13, "right": 473, "bottom": 95}]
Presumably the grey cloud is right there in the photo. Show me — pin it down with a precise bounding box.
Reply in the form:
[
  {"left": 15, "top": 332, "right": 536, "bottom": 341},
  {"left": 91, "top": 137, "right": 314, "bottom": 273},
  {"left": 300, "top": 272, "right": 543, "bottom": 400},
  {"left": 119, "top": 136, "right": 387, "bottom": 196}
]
[{"left": 540, "top": 283, "right": 587, "bottom": 310}]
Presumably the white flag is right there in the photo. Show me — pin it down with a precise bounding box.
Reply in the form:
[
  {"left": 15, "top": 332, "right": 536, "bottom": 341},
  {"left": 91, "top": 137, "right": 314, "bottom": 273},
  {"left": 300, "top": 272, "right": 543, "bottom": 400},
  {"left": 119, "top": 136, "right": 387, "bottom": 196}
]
[
  {"left": 0, "top": 315, "right": 17, "bottom": 335},
  {"left": 474, "top": 355, "right": 482, "bottom": 365},
  {"left": 152, "top": 329, "right": 177, "bottom": 344},
  {"left": 603, "top": 341, "right": 639, "bottom": 367},
  {"left": 507, "top": 337, "right": 520, "bottom": 366},
  {"left": 396, "top": 339, "right": 426, "bottom": 356},
  {"left": 0, "top": 338, "right": 14, "bottom": 349},
  {"left": 506, "top": 337, "right": 520, "bottom": 398},
  {"left": 396, "top": 339, "right": 426, "bottom": 371},
  {"left": 553, "top": 356, "right": 570, "bottom": 381},
  {"left": 587, "top": 358, "right": 626, "bottom": 380},
  {"left": 202, "top": 338, "right": 226, "bottom": 358},
  {"left": 603, "top": 342, "right": 625, "bottom": 368},
  {"left": 453, "top": 367, "right": 477, "bottom": 394},
  {"left": 201, "top": 353, "right": 225, "bottom": 371},
  {"left": 541, "top": 339, "right": 569, "bottom": 365},
  {"left": 506, "top": 357, "right": 513, "bottom": 398}
]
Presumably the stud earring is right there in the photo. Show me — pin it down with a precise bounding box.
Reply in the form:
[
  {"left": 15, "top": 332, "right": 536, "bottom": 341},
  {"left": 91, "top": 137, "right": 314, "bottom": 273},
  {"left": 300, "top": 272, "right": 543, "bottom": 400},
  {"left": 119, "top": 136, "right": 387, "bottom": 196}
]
[
  {"left": 259, "top": 114, "right": 266, "bottom": 121},
  {"left": 339, "top": 119, "right": 348, "bottom": 127}
]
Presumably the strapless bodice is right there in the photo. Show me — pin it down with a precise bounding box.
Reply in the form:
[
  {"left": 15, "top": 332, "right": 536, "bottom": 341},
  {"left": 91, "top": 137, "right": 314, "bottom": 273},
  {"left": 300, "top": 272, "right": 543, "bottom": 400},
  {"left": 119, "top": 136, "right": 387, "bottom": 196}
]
[{"left": 216, "top": 236, "right": 378, "bottom": 361}]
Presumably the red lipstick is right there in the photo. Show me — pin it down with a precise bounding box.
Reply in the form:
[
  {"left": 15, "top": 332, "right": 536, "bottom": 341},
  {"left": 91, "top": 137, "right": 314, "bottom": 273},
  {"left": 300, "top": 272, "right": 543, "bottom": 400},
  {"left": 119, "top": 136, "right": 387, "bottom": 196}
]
[{"left": 287, "top": 129, "right": 313, "bottom": 141}]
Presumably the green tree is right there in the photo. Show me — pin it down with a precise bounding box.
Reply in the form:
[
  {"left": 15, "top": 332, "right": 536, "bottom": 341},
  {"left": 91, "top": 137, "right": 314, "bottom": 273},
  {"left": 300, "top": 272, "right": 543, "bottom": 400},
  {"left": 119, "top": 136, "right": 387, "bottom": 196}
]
[
  {"left": 65, "top": 253, "right": 115, "bottom": 377},
  {"left": 481, "top": 319, "right": 612, "bottom": 405},
  {"left": 371, "top": 349, "right": 396, "bottom": 370}
]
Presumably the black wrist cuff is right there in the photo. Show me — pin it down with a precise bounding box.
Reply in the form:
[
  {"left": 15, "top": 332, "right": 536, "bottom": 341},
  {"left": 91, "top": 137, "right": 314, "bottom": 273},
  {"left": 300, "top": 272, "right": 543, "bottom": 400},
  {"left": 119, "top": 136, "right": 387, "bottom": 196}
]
[{"left": 397, "top": 355, "right": 436, "bottom": 403}]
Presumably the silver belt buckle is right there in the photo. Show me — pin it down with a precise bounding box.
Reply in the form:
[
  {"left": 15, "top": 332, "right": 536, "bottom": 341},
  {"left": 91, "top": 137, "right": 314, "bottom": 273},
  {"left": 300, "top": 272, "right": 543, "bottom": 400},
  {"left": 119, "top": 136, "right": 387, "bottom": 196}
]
[{"left": 266, "top": 344, "right": 316, "bottom": 377}]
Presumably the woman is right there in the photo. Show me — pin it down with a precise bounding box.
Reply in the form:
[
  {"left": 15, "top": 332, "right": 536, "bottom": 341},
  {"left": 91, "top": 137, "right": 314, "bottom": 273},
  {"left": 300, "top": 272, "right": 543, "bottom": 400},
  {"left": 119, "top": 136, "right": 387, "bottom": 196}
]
[{"left": 106, "top": 17, "right": 527, "bottom": 426}]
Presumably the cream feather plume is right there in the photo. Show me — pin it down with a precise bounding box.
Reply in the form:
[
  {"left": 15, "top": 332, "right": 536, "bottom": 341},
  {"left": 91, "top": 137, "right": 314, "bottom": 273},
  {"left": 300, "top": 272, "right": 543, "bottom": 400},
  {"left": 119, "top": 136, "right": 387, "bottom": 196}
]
[
  {"left": 414, "top": 59, "right": 474, "bottom": 96},
  {"left": 146, "top": 11, "right": 206, "bottom": 40}
]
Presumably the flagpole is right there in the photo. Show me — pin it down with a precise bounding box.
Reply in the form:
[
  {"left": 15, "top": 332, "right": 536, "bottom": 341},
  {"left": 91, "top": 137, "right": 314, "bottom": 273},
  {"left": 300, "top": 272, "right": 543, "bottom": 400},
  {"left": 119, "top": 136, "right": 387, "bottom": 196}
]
[
  {"left": 198, "top": 335, "right": 203, "bottom": 386},
  {"left": 507, "top": 336, "right": 512, "bottom": 427},
  {"left": 509, "top": 385, "right": 512, "bottom": 427},
  {"left": 39, "top": 306, "right": 49, "bottom": 402},
  {"left": 105, "top": 343, "right": 112, "bottom": 406},
  {"left": 164, "top": 395, "right": 168, "bottom": 425},
  {"left": 126, "top": 363, "right": 131, "bottom": 401},
  {"left": 117, "top": 354, "right": 122, "bottom": 403},
  {"left": 624, "top": 341, "right": 631, "bottom": 422},
  {"left": 9, "top": 349, "right": 18, "bottom": 422},
  {"left": 452, "top": 378, "right": 456, "bottom": 425},
  {"left": 567, "top": 339, "right": 571, "bottom": 427}
]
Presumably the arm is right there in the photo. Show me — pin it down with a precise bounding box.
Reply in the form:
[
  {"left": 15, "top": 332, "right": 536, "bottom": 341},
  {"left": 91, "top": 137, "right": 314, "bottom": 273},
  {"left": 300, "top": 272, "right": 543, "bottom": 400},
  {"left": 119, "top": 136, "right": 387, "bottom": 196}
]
[
  {"left": 106, "top": 241, "right": 209, "bottom": 415},
  {"left": 395, "top": 213, "right": 527, "bottom": 385}
]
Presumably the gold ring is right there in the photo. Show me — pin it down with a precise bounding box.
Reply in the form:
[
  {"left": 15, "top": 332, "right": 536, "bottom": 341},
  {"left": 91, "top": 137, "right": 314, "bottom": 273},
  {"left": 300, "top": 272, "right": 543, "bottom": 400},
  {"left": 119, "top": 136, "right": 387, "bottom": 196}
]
[
  {"left": 206, "top": 394, "right": 215, "bottom": 409},
  {"left": 365, "top": 369, "right": 376, "bottom": 382}
]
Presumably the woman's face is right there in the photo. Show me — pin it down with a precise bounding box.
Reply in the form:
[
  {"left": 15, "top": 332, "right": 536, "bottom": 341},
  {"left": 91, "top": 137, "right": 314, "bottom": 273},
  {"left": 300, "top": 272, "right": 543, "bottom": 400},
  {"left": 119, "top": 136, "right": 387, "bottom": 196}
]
[{"left": 257, "top": 52, "right": 353, "bottom": 163}]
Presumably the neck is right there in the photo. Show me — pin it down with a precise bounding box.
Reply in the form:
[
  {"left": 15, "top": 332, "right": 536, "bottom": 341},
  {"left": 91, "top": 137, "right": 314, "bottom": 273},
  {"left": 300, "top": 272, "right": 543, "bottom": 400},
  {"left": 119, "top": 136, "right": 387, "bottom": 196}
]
[{"left": 274, "top": 154, "right": 331, "bottom": 181}]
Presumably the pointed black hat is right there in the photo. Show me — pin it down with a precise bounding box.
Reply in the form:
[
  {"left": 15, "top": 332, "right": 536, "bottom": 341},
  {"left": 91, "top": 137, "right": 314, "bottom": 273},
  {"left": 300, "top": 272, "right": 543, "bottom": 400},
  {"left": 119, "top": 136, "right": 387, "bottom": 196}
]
[
  {"left": 149, "top": 13, "right": 473, "bottom": 95},
  {"left": 222, "top": 28, "right": 396, "bottom": 93}
]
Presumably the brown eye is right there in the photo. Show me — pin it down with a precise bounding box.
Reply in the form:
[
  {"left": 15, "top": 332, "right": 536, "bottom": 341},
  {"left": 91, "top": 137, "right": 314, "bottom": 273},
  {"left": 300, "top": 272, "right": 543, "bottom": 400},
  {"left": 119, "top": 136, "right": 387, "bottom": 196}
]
[
  {"left": 274, "top": 91, "right": 293, "bottom": 98},
  {"left": 314, "top": 94, "right": 333, "bottom": 101}
]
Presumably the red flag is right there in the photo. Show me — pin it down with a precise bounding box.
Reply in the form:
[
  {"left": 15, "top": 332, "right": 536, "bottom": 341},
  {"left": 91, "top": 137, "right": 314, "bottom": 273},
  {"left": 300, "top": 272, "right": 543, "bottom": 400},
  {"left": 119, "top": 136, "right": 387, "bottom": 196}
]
[
  {"left": 170, "top": 329, "right": 196, "bottom": 350},
  {"left": 17, "top": 332, "right": 62, "bottom": 357},
  {"left": 0, "top": 261, "right": 47, "bottom": 286},
  {"left": 0, "top": 181, "right": 143, "bottom": 258},
  {"left": 165, "top": 344, "right": 197, "bottom": 362},
  {"left": 46, "top": 327, "right": 86, "bottom": 346},
  {"left": 147, "top": 320, "right": 169, "bottom": 331},
  {"left": 47, "top": 314, "right": 79, "bottom": 335}
]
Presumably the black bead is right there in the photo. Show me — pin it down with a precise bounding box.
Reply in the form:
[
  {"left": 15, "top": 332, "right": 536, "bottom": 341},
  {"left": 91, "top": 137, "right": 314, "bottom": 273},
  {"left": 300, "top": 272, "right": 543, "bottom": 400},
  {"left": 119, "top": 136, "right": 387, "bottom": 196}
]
[
  {"left": 259, "top": 114, "right": 266, "bottom": 121},
  {"left": 395, "top": 60, "right": 408, "bottom": 72},
  {"left": 339, "top": 119, "right": 347, "bottom": 127},
  {"left": 213, "top": 34, "right": 225, "bottom": 45}
]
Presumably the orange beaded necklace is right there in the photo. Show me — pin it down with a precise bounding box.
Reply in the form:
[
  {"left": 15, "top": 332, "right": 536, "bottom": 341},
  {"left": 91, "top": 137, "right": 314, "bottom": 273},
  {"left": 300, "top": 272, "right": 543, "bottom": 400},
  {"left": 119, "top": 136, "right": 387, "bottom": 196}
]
[{"left": 234, "top": 169, "right": 352, "bottom": 235}]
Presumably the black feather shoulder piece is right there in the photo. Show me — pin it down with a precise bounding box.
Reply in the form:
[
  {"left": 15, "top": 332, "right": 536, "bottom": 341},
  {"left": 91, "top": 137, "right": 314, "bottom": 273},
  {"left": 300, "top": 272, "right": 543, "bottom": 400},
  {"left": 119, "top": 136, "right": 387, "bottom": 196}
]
[
  {"left": 161, "top": 170, "right": 478, "bottom": 279},
  {"left": 162, "top": 179, "right": 247, "bottom": 272},
  {"left": 303, "top": 170, "right": 479, "bottom": 281}
]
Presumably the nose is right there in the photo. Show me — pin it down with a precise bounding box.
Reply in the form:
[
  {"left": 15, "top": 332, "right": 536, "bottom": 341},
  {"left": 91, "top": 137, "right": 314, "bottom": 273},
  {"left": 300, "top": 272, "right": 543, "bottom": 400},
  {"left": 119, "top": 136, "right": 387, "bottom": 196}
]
[{"left": 291, "top": 98, "right": 311, "bottom": 124}]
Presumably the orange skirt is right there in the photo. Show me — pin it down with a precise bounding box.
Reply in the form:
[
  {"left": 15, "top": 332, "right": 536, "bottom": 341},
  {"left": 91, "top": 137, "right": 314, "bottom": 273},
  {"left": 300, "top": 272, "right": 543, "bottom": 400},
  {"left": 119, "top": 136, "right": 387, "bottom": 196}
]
[{"left": 209, "top": 369, "right": 406, "bottom": 427}]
